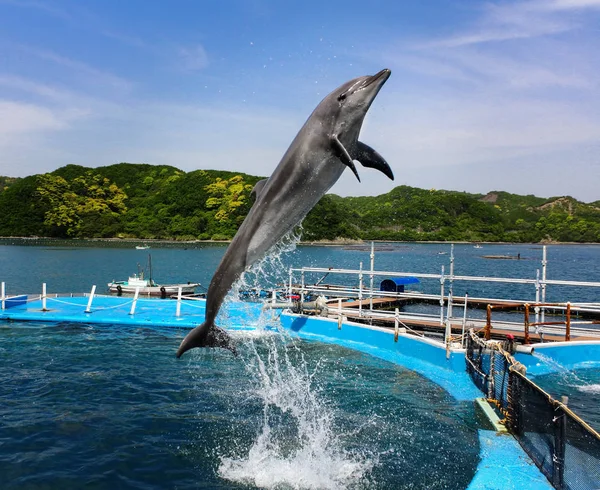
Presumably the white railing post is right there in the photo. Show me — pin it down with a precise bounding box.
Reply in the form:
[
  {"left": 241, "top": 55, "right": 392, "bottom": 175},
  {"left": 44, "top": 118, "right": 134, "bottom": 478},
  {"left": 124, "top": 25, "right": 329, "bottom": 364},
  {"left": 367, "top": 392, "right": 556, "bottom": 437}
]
[
  {"left": 176, "top": 287, "right": 182, "bottom": 317},
  {"left": 394, "top": 307, "right": 399, "bottom": 342},
  {"left": 301, "top": 270, "right": 305, "bottom": 306},
  {"left": 337, "top": 298, "right": 343, "bottom": 330},
  {"left": 439, "top": 266, "right": 445, "bottom": 325},
  {"left": 130, "top": 287, "right": 140, "bottom": 315},
  {"left": 85, "top": 285, "right": 97, "bottom": 313},
  {"left": 448, "top": 244, "right": 454, "bottom": 319},
  {"left": 370, "top": 242, "right": 375, "bottom": 312},
  {"left": 1, "top": 282, "right": 5, "bottom": 310},
  {"left": 358, "top": 261, "right": 363, "bottom": 318},
  {"left": 461, "top": 293, "right": 469, "bottom": 348},
  {"left": 541, "top": 245, "right": 547, "bottom": 324},
  {"left": 42, "top": 283, "right": 47, "bottom": 311},
  {"left": 288, "top": 268, "right": 293, "bottom": 297},
  {"left": 535, "top": 269, "right": 540, "bottom": 324}
]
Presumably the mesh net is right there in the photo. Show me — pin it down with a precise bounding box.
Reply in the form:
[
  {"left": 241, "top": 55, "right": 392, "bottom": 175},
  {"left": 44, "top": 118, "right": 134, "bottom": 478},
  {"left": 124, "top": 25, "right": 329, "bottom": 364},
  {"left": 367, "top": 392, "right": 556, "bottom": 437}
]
[{"left": 466, "top": 330, "right": 600, "bottom": 489}]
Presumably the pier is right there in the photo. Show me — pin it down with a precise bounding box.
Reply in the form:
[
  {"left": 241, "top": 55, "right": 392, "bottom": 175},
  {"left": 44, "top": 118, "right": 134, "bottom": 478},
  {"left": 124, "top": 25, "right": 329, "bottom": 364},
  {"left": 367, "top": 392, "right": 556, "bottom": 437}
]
[{"left": 279, "top": 244, "right": 600, "bottom": 347}]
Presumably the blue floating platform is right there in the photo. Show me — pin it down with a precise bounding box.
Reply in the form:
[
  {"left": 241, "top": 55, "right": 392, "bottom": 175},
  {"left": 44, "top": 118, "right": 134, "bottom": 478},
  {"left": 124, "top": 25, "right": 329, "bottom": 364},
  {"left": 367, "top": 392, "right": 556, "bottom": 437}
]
[{"left": 0, "top": 295, "right": 264, "bottom": 329}]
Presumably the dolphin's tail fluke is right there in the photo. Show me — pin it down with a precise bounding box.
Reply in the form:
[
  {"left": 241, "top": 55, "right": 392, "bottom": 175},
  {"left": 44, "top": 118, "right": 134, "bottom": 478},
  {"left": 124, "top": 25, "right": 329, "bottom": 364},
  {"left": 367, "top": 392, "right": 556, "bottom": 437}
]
[{"left": 176, "top": 322, "right": 236, "bottom": 358}]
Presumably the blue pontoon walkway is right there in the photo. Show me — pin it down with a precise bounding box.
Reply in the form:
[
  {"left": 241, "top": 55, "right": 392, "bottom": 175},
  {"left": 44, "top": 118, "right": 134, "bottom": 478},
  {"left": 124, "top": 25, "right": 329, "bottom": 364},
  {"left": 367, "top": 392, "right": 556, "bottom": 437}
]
[{"left": 0, "top": 295, "right": 264, "bottom": 329}]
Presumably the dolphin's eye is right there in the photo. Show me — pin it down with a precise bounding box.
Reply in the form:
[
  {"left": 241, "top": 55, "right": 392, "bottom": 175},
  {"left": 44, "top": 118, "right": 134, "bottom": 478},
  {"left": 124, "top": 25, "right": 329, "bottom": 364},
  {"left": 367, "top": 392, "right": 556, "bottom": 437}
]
[{"left": 337, "top": 93, "right": 347, "bottom": 101}]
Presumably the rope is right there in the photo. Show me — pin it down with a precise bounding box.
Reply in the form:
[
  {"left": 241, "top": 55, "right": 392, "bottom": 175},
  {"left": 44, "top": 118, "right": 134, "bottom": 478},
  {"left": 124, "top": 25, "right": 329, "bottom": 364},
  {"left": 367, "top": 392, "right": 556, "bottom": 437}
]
[
  {"left": 45, "top": 297, "right": 94, "bottom": 307},
  {"left": 177, "top": 300, "right": 205, "bottom": 310}
]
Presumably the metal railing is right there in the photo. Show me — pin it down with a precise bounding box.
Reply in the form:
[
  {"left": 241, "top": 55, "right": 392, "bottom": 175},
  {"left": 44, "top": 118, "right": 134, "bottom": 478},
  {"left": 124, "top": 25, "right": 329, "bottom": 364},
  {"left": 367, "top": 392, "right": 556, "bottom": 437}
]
[{"left": 466, "top": 330, "right": 600, "bottom": 489}]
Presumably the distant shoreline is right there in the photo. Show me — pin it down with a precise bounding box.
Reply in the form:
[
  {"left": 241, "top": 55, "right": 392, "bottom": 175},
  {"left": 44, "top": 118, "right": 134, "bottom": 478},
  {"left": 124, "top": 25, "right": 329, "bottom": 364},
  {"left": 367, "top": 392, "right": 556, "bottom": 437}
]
[{"left": 1, "top": 236, "right": 599, "bottom": 246}]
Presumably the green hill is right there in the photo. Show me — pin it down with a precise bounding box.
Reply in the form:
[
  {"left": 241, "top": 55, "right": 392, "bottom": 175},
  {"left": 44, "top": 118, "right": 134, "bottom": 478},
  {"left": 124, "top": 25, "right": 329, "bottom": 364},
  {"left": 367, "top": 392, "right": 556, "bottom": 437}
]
[{"left": 1, "top": 163, "right": 599, "bottom": 243}]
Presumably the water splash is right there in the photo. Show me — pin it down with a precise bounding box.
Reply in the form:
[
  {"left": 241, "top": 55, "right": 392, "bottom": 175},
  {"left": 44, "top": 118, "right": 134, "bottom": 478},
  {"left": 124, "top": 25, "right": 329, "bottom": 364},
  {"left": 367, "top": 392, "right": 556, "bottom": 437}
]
[
  {"left": 216, "top": 228, "right": 376, "bottom": 489},
  {"left": 576, "top": 383, "right": 600, "bottom": 394},
  {"left": 218, "top": 335, "right": 375, "bottom": 489},
  {"left": 533, "top": 353, "right": 600, "bottom": 393}
]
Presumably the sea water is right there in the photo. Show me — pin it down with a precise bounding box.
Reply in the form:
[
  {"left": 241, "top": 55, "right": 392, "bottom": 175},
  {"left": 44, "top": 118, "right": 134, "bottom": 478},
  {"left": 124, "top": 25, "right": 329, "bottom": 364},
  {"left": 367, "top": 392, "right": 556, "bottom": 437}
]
[
  {"left": 526, "top": 353, "right": 600, "bottom": 431},
  {"left": 1, "top": 241, "right": 600, "bottom": 488},
  {"left": 0, "top": 321, "right": 480, "bottom": 489}
]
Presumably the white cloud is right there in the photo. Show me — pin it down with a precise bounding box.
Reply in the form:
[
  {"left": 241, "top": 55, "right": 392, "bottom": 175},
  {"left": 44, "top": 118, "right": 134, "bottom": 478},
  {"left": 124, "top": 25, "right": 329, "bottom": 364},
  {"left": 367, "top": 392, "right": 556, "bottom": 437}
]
[
  {"left": 0, "top": 100, "right": 67, "bottom": 134},
  {"left": 177, "top": 45, "right": 209, "bottom": 71},
  {"left": 18, "top": 45, "right": 133, "bottom": 92}
]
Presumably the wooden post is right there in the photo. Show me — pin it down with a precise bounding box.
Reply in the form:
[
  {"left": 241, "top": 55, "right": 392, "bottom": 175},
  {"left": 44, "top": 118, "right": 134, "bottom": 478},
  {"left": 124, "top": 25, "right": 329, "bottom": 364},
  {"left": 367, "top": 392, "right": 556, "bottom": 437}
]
[
  {"left": 485, "top": 304, "right": 492, "bottom": 340},
  {"left": 565, "top": 302, "right": 571, "bottom": 341},
  {"left": 524, "top": 304, "right": 530, "bottom": 345}
]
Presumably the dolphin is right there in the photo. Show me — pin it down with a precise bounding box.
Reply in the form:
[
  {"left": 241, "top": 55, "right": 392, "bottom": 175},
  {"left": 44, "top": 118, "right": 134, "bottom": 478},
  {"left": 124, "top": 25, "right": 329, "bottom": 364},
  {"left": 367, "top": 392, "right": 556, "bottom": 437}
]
[{"left": 176, "top": 68, "right": 393, "bottom": 358}]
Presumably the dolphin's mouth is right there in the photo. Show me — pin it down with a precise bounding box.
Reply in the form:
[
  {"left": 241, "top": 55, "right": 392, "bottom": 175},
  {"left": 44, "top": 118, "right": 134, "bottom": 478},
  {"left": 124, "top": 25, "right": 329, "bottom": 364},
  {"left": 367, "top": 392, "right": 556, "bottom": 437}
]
[
  {"left": 363, "top": 68, "right": 391, "bottom": 89},
  {"left": 337, "top": 68, "right": 391, "bottom": 101}
]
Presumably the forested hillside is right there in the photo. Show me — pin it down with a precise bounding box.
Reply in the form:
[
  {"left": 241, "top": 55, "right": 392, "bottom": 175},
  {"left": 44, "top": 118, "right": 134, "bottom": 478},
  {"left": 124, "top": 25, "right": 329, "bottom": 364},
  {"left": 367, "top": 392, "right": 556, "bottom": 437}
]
[{"left": 1, "top": 163, "right": 599, "bottom": 242}]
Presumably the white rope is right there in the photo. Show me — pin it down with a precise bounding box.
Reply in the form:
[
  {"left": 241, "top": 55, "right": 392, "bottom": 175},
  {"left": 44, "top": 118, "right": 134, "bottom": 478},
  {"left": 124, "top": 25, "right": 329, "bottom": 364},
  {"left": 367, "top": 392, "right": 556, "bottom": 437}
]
[{"left": 46, "top": 296, "right": 135, "bottom": 310}]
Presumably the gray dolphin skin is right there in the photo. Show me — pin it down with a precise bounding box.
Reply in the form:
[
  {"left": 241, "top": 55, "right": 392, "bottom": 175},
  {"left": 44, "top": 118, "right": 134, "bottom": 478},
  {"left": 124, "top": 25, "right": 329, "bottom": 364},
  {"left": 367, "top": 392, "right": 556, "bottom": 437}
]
[{"left": 176, "top": 68, "right": 394, "bottom": 358}]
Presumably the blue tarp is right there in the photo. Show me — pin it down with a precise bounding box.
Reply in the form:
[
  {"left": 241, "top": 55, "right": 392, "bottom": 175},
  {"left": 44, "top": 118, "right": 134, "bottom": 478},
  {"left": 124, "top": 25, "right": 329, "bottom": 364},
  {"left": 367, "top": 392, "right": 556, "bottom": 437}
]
[{"left": 380, "top": 277, "right": 419, "bottom": 292}]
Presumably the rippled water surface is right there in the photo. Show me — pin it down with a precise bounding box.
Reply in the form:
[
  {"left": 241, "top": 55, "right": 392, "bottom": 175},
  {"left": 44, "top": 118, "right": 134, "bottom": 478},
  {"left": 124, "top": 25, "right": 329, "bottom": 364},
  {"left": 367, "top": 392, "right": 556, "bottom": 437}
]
[
  {"left": 1, "top": 322, "right": 480, "bottom": 489},
  {"left": 1, "top": 241, "right": 600, "bottom": 488}
]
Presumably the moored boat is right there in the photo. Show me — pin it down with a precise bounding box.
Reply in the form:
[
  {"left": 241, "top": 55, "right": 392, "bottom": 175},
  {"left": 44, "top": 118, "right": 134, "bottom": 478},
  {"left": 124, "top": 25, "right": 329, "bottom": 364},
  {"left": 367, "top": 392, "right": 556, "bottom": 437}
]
[
  {"left": 107, "top": 275, "right": 199, "bottom": 296},
  {"left": 107, "top": 254, "right": 199, "bottom": 297}
]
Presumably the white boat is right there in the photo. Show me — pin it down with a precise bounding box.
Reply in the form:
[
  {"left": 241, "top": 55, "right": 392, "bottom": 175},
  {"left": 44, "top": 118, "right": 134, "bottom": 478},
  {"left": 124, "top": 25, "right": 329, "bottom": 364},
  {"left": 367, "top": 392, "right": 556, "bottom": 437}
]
[
  {"left": 108, "top": 255, "right": 199, "bottom": 296},
  {"left": 474, "top": 244, "right": 483, "bottom": 249},
  {"left": 135, "top": 245, "right": 150, "bottom": 250}
]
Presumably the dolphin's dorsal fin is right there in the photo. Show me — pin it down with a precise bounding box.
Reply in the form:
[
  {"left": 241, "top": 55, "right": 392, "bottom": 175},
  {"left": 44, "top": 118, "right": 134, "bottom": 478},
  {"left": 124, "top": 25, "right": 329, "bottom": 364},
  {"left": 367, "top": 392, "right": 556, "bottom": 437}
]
[
  {"left": 356, "top": 142, "right": 394, "bottom": 180},
  {"left": 331, "top": 135, "right": 361, "bottom": 182},
  {"left": 251, "top": 178, "right": 269, "bottom": 200}
]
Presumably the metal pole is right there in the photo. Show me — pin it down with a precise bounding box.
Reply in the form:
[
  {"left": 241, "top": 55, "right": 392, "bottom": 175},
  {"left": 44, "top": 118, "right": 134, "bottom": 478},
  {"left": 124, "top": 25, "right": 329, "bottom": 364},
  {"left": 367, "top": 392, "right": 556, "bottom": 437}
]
[
  {"left": 565, "top": 302, "right": 571, "bottom": 341},
  {"left": 130, "top": 287, "right": 140, "bottom": 315},
  {"left": 338, "top": 298, "right": 342, "bottom": 330},
  {"left": 394, "top": 307, "right": 399, "bottom": 342},
  {"left": 448, "top": 244, "right": 454, "bottom": 319},
  {"left": 461, "top": 293, "right": 468, "bottom": 348},
  {"left": 300, "top": 270, "right": 305, "bottom": 305},
  {"left": 369, "top": 242, "right": 374, "bottom": 312},
  {"left": 524, "top": 304, "right": 530, "bottom": 345},
  {"left": 1, "top": 282, "right": 5, "bottom": 310},
  {"left": 535, "top": 269, "right": 540, "bottom": 324},
  {"left": 541, "top": 246, "right": 547, "bottom": 324},
  {"left": 553, "top": 404, "right": 566, "bottom": 489},
  {"left": 359, "top": 261, "right": 363, "bottom": 318},
  {"left": 288, "top": 268, "right": 293, "bottom": 298},
  {"left": 176, "top": 287, "right": 182, "bottom": 317},
  {"left": 42, "top": 283, "right": 47, "bottom": 311},
  {"left": 439, "top": 265, "right": 445, "bottom": 325},
  {"left": 85, "top": 285, "right": 96, "bottom": 313}
]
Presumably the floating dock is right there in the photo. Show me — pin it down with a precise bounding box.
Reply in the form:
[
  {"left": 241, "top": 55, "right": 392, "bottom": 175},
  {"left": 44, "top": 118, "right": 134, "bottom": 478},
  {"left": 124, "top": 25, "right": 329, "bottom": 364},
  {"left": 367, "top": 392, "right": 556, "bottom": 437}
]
[{"left": 0, "top": 294, "right": 264, "bottom": 330}]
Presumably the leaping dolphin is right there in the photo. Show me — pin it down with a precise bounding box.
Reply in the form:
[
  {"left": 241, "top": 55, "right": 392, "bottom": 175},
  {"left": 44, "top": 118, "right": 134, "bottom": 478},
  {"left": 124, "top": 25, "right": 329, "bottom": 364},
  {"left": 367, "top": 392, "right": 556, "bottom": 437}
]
[{"left": 176, "top": 68, "right": 393, "bottom": 358}]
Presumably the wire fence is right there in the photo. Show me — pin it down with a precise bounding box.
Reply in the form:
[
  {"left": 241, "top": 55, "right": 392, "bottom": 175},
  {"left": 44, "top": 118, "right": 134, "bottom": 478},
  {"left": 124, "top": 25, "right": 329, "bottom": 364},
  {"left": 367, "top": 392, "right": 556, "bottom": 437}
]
[{"left": 466, "top": 330, "right": 600, "bottom": 489}]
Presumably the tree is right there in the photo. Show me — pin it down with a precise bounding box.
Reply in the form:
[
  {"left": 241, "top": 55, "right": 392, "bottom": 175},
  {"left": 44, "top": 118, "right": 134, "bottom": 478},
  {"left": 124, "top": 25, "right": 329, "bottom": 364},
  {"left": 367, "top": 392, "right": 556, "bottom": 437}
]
[{"left": 37, "top": 172, "right": 128, "bottom": 237}]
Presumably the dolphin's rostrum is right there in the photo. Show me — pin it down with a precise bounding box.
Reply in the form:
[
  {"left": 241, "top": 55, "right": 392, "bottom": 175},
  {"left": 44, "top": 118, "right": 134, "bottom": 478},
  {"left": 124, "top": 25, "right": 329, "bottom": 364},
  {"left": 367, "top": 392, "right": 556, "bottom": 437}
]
[{"left": 176, "top": 69, "right": 393, "bottom": 358}]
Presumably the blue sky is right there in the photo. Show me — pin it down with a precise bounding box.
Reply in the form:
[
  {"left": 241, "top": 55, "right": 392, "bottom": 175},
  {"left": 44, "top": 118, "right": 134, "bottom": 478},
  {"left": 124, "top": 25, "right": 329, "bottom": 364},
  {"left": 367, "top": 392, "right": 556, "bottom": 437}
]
[{"left": 1, "top": 0, "right": 599, "bottom": 201}]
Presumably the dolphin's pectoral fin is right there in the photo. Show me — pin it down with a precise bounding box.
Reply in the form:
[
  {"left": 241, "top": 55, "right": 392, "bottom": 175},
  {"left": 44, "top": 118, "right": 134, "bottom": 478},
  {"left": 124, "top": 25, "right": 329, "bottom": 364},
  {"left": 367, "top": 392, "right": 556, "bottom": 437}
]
[
  {"left": 251, "top": 178, "right": 269, "bottom": 201},
  {"left": 331, "top": 135, "right": 361, "bottom": 182},
  {"left": 356, "top": 141, "right": 394, "bottom": 180}
]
